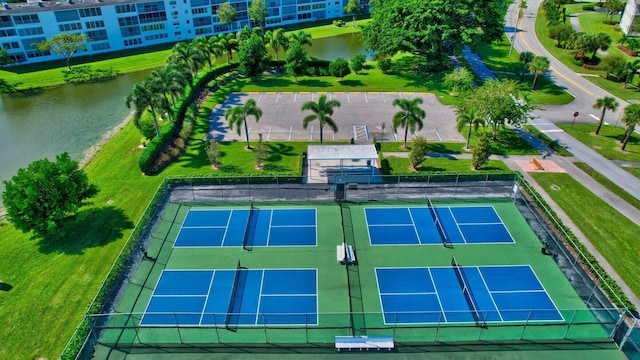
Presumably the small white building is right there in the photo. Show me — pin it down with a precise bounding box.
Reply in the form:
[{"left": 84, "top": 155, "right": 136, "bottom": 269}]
[{"left": 620, "top": 0, "right": 640, "bottom": 35}]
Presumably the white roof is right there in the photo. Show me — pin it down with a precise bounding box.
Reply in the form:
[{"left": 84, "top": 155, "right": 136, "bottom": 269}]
[{"left": 307, "top": 145, "right": 378, "bottom": 160}]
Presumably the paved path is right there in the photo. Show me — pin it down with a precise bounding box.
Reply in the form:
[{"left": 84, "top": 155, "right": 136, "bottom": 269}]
[{"left": 462, "top": 8, "right": 640, "bottom": 309}]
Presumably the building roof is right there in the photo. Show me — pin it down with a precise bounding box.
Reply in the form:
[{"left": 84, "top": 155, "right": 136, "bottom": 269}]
[
  {"left": 1, "top": 0, "right": 148, "bottom": 14},
  {"left": 307, "top": 145, "right": 378, "bottom": 161}
]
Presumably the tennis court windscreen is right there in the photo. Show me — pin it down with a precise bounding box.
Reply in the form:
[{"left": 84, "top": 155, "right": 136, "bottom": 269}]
[{"left": 451, "top": 257, "right": 481, "bottom": 326}]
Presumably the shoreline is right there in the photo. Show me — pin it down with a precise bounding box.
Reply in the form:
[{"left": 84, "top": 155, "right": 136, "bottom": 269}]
[{"left": 78, "top": 111, "right": 135, "bottom": 169}]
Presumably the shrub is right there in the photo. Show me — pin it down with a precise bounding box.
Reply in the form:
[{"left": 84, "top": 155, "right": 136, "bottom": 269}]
[
  {"left": 378, "top": 58, "right": 393, "bottom": 73},
  {"left": 570, "top": 58, "right": 583, "bottom": 66},
  {"left": 472, "top": 134, "right": 492, "bottom": 169},
  {"left": 581, "top": 3, "right": 594, "bottom": 10},
  {"left": 409, "top": 136, "right": 429, "bottom": 169}
]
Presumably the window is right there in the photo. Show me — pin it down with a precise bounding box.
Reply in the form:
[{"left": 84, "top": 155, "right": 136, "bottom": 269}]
[
  {"left": 138, "top": 12, "right": 167, "bottom": 24},
  {"left": 193, "top": 16, "right": 211, "bottom": 26},
  {"left": 91, "top": 42, "right": 110, "bottom": 51},
  {"left": 0, "top": 15, "right": 13, "bottom": 28},
  {"left": 79, "top": 7, "right": 102, "bottom": 18},
  {"left": 312, "top": 3, "right": 324, "bottom": 9},
  {"left": 115, "top": 4, "right": 136, "bottom": 13},
  {"left": 298, "top": 4, "right": 310, "bottom": 11},
  {"left": 2, "top": 41, "right": 19, "bottom": 49},
  {"left": 175, "top": 31, "right": 181, "bottom": 36},
  {"left": 0, "top": 29, "right": 17, "bottom": 37},
  {"left": 85, "top": 20, "right": 105, "bottom": 29},
  {"left": 54, "top": 10, "right": 80, "bottom": 22},
  {"left": 144, "top": 32, "right": 168, "bottom": 41},
  {"left": 194, "top": 27, "right": 211, "bottom": 35},
  {"left": 137, "top": 1, "right": 164, "bottom": 13},
  {"left": 86, "top": 29, "right": 108, "bottom": 41},
  {"left": 58, "top": 23, "right": 82, "bottom": 32},
  {"left": 18, "top": 27, "right": 44, "bottom": 36},
  {"left": 9, "top": 53, "right": 26, "bottom": 63},
  {"left": 192, "top": 7, "right": 208, "bottom": 14},
  {"left": 13, "top": 14, "right": 39, "bottom": 25},
  {"left": 141, "top": 23, "right": 166, "bottom": 31},
  {"left": 123, "top": 38, "right": 142, "bottom": 46},
  {"left": 120, "top": 26, "right": 141, "bottom": 37},
  {"left": 118, "top": 16, "right": 139, "bottom": 26},
  {"left": 297, "top": 12, "right": 311, "bottom": 20},
  {"left": 190, "top": 0, "right": 209, "bottom": 6}
]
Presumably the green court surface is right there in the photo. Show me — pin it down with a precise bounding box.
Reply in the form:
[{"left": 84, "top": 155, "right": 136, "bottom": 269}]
[{"left": 94, "top": 199, "right": 622, "bottom": 358}]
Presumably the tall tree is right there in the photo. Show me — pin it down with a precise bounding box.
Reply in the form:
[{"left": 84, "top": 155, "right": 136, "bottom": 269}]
[
  {"left": 125, "top": 82, "right": 160, "bottom": 137},
  {"left": 224, "top": 98, "right": 263, "bottom": 149},
  {"left": 624, "top": 59, "right": 640, "bottom": 88},
  {"left": 548, "top": 24, "right": 574, "bottom": 48},
  {"left": 591, "top": 32, "right": 612, "bottom": 59},
  {"left": 0, "top": 48, "right": 12, "bottom": 66},
  {"left": 2, "top": 153, "right": 99, "bottom": 235},
  {"left": 344, "top": 0, "right": 364, "bottom": 27},
  {"left": 329, "top": 57, "right": 351, "bottom": 80},
  {"left": 621, "top": 104, "right": 640, "bottom": 151},
  {"left": 265, "top": 28, "right": 288, "bottom": 62},
  {"left": 362, "top": 0, "right": 507, "bottom": 69},
  {"left": 391, "top": 97, "right": 426, "bottom": 148},
  {"left": 301, "top": 94, "right": 341, "bottom": 145},
  {"left": 238, "top": 35, "right": 269, "bottom": 80},
  {"left": 168, "top": 41, "right": 206, "bottom": 83},
  {"left": 456, "top": 107, "right": 486, "bottom": 149},
  {"left": 236, "top": 25, "right": 253, "bottom": 45},
  {"left": 592, "top": 96, "right": 619, "bottom": 135},
  {"left": 600, "top": 54, "right": 627, "bottom": 81},
  {"left": 463, "top": 79, "right": 536, "bottom": 139},
  {"left": 216, "top": 2, "right": 237, "bottom": 30},
  {"left": 350, "top": 53, "right": 366, "bottom": 74},
  {"left": 33, "top": 33, "right": 88, "bottom": 70},
  {"left": 217, "top": 32, "right": 238, "bottom": 63},
  {"left": 248, "top": 0, "right": 268, "bottom": 28},
  {"left": 443, "top": 67, "right": 474, "bottom": 95},
  {"left": 472, "top": 134, "right": 492, "bottom": 170},
  {"left": 290, "top": 30, "right": 313, "bottom": 47},
  {"left": 529, "top": 56, "right": 550, "bottom": 90},
  {"left": 519, "top": 51, "right": 535, "bottom": 82},
  {"left": 285, "top": 41, "right": 308, "bottom": 82}
]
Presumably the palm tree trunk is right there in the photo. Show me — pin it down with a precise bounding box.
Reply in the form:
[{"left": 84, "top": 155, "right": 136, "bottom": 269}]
[
  {"left": 492, "top": 124, "right": 498, "bottom": 140},
  {"left": 151, "top": 109, "right": 160, "bottom": 137},
  {"left": 466, "top": 123, "right": 472, "bottom": 149},
  {"left": 520, "top": 64, "right": 526, "bottom": 82},
  {"left": 622, "top": 126, "right": 635, "bottom": 150},
  {"left": 319, "top": 126, "right": 324, "bottom": 145},
  {"left": 595, "top": 109, "right": 606, "bottom": 135},
  {"left": 403, "top": 126, "right": 409, "bottom": 148},
  {"left": 243, "top": 118, "right": 251, "bottom": 149},
  {"left": 532, "top": 73, "right": 539, "bottom": 90}
]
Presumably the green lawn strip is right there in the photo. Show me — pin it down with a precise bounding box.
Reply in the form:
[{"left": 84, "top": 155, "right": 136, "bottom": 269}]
[
  {"left": 387, "top": 157, "right": 509, "bottom": 173},
  {"left": 584, "top": 75, "right": 640, "bottom": 99},
  {"left": 233, "top": 65, "right": 457, "bottom": 105},
  {"left": 624, "top": 166, "right": 640, "bottom": 179},
  {"left": 534, "top": 8, "right": 640, "bottom": 102},
  {"left": 557, "top": 123, "right": 640, "bottom": 161},
  {"left": 466, "top": 128, "right": 539, "bottom": 155},
  {"left": 578, "top": 13, "right": 627, "bottom": 59},
  {"left": 474, "top": 35, "right": 523, "bottom": 74},
  {"left": 495, "top": 73, "right": 574, "bottom": 105},
  {"left": 529, "top": 172, "right": 640, "bottom": 297},
  {"left": 573, "top": 161, "right": 640, "bottom": 211},
  {"left": 524, "top": 125, "right": 574, "bottom": 156},
  {"left": 379, "top": 142, "right": 465, "bottom": 153}
]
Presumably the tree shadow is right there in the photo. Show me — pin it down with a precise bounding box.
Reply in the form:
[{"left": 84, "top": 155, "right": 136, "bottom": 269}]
[
  {"left": 0, "top": 282, "right": 13, "bottom": 292},
  {"left": 297, "top": 78, "right": 333, "bottom": 87},
  {"left": 339, "top": 79, "right": 365, "bottom": 87},
  {"left": 218, "top": 164, "right": 242, "bottom": 174},
  {"left": 262, "top": 163, "right": 290, "bottom": 172},
  {"left": 266, "top": 143, "right": 296, "bottom": 162},
  {"left": 35, "top": 206, "right": 134, "bottom": 255}
]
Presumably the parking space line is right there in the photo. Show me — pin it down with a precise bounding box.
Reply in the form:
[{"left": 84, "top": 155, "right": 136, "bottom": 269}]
[
  {"left": 257, "top": 93, "right": 263, "bottom": 104},
  {"left": 347, "top": 93, "right": 350, "bottom": 103},
  {"left": 381, "top": 92, "right": 387, "bottom": 103},
  {"left": 276, "top": 93, "right": 281, "bottom": 104},
  {"left": 267, "top": 127, "right": 272, "bottom": 140},
  {"left": 288, "top": 125, "right": 292, "bottom": 140},
  {"left": 310, "top": 125, "right": 313, "bottom": 140},
  {"left": 364, "top": 92, "right": 369, "bottom": 103},
  {"left": 434, "top": 127, "right": 442, "bottom": 141},
  {"left": 293, "top": 92, "right": 298, "bottom": 103}
]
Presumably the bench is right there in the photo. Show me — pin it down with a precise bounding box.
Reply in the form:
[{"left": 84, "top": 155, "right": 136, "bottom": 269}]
[
  {"left": 335, "top": 336, "right": 394, "bottom": 351},
  {"left": 532, "top": 158, "right": 544, "bottom": 170},
  {"left": 337, "top": 244, "right": 357, "bottom": 264}
]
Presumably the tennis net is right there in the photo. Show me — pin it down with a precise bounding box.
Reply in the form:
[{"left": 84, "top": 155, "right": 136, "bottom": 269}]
[
  {"left": 427, "top": 198, "right": 450, "bottom": 248},
  {"left": 242, "top": 201, "right": 256, "bottom": 251},
  {"left": 225, "top": 260, "right": 243, "bottom": 331},
  {"left": 451, "top": 257, "right": 482, "bottom": 326}
]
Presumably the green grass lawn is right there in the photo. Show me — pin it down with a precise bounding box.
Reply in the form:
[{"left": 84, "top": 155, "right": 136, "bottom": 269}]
[
  {"left": 573, "top": 161, "right": 640, "bottom": 211},
  {"left": 525, "top": 125, "right": 574, "bottom": 156},
  {"left": 557, "top": 123, "right": 640, "bottom": 161},
  {"left": 624, "top": 166, "right": 640, "bottom": 179},
  {"left": 380, "top": 141, "right": 466, "bottom": 153},
  {"left": 387, "top": 157, "right": 509, "bottom": 173},
  {"left": 529, "top": 172, "right": 640, "bottom": 297},
  {"left": 474, "top": 35, "right": 523, "bottom": 74},
  {"left": 465, "top": 128, "right": 539, "bottom": 155},
  {"left": 578, "top": 13, "right": 627, "bottom": 59}
]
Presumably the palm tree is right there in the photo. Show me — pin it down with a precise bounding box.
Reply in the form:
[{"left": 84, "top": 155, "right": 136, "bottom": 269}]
[
  {"left": 224, "top": 98, "right": 263, "bottom": 149},
  {"left": 290, "top": 30, "right": 312, "bottom": 48},
  {"left": 193, "top": 36, "right": 212, "bottom": 68},
  {"left": 217, "top": 32, "right": 238, "bottom": 63},
  {"left": 519, "top": 51, "right": 535, "bottom": 82},
  {"left": 592, "top": 96, "right": 619, "bottom": 135},
  {"left": 391, "top": 97, "right": 426, "bottom": 148},
  {"left": 529, "top": 56, "right": 550, "bottom": 90},
  {"left": 125, "top": 79, "right": 167, "bottom": 137},
  {"left": 621, "top": 104, "right": 640, "bottom": 151},
  {"left": 456, "top": 107, "right": 486, "bottom": 149},
  {"left": 168, "top": 41, "right": 206, "bottom": 83},
  {"left": 624, "top": 59, "right": 640, "bottom": 88},
  {"left": 301, "top": 94, "right": 341, "bottom": 145},
  {"left": 236, "top": 25, "right": 252, "bottom": 45},
  {"left": 265, "top": 28, "right": 288, "bottom": 62}
]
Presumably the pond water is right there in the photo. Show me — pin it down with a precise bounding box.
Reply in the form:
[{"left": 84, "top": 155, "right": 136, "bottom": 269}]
[{"left": 0, "top": 33, "right": 365, "bottom": 203}]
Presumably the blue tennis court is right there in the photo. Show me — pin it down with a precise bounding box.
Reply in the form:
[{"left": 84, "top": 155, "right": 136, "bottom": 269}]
[
  {"left": 375, "top": 265, "right": 562, "bottom": 325},
  {"left": 141, "top": 268, "right": 318, "bottom": 326},
  {"left": 365, "top": 206, "right": 514, "bottom": 245},
  {"left": 174, "top": 208, "right": 317, "bottom": 247}
]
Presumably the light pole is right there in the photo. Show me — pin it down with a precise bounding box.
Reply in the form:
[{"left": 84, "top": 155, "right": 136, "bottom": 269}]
[{"left": 509, "top": 2, "right": 526, "bottom": 57}]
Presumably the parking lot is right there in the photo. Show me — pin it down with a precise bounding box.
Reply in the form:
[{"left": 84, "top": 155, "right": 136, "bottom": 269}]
[{"left": 208, "top": 92, "right": 464, "bottom": 144}]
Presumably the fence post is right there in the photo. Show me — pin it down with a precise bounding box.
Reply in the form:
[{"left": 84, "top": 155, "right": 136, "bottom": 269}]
[
  {"left": 618, "top": 317, "right": 639, "bottom": 349},
  {"left": 563, "top": 310, "right": 577, "bottom": 339}
]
